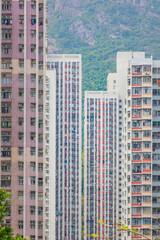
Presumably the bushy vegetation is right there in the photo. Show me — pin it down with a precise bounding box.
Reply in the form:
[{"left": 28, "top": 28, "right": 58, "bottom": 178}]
[{"left": 47, "top": 0, "right": 160, "bottom": 93}]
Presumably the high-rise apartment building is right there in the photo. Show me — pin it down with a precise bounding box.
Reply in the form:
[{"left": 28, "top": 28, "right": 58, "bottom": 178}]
[
  {"left": 113, "top": 52, "right": 160, "bottom": 240},
  {"left": 84, "top": 88, "right": 122, "bottom": 239},
  {"left": 47, "top": 54, "right": 82, "bottom": 240},
  {"left": 0, "top": 1, "right": 47, "bottom": 239}
]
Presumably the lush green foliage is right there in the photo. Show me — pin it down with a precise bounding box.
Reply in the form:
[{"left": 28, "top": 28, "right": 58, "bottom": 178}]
[
  {"left": 47, "top": 0, "right": 160, "bottom": 93},
  {"left": 0, "top": 189, "right": 28, "bottom": 240}
]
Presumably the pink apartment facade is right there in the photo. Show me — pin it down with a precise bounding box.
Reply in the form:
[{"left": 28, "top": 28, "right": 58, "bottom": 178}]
[{"left": 0, "top": 1, "right": 47, "bottom": 239}]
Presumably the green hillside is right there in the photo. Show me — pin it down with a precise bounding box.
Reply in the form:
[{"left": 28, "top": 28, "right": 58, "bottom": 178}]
[{"left": 47, "top": 0, "right": 160, "bottom": 93}]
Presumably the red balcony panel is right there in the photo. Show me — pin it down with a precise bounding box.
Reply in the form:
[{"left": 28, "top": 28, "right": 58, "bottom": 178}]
[
  {"left": 132, "top": 149, "right": 142, "bottom": 152},
  {"left": 132, "top": 204, "right": 142, "bottom": 206},
  {"left": 132, "top": 138, "right": 142, "bottom": 141},
  {"left": 132, "top": 193, "right": 142, "bottom": 195},
  {"left": 132, "top": 225, "right": 142, "bottom": 228},
  {"left": 132, "top": 128, "right": 142, "bottom": 130},
  {"left": 132, "top": 95, "right": 142, "bottom": 98},
  {"left": 142, "top": 170, "right": 151, "bottom": 173},
  {"left": 132, "top": 73, "right": 142, "bottom": 76},
  {"left": 132, "top": 106, "right": 142, "bottom": 108},
  {"left": 132, "top": 237, "right": 142, "bottom": 239},
  {"left": 132, "top": 116, "right": 142, "bottom": 119},
  {"left": 132, "top": 182, "right": 142, "bottom": 185},
  {"left": 143, "top": 159, "right": 151, "bottom": 163}
]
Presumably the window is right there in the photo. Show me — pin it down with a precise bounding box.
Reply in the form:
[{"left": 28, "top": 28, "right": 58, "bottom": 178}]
[
  {"left": 19, "top": 74, "right": 24, "bottom": 82},
  {"left": 1, "top": 147, "right": 11, "bottom": 157},
  {"left": 19, "top": 59, "right": 24, "bottom": 68},
  {"left": 39, "top": 76, "right": 43, "bottom": 84},
  {"left": 38, "top": 134, "right": 43, "bottom": 143},
  {"left": 18, "top": 176, "right": 23, "bottom": 185},
  {"left": 1, "top": 59, "right": 12, "bottom": 69},
  {"left": 153, "top": 68, "right": 160, "bottom": 74},
  {"left": 18, "top": 103, "right": 24, "bottom": 112},
  {"left": 1, "top": 132, "right": 11, "bottom": 143},
  {"left": 132, "top": 66, "right": 142, "bottom": 74},
  {"left": 31, "top": 1, "right": 36, "bottom": 9},
  {"left": 19, "top": 1, "right": 24, "bottom": 9},
  {"left": 39, "top": 3, "right": 43, "bottom": 11},
  {"left": 19, "top": 30, "right": 24, "bottom": 38},
  {"left": 30, "top": 236, "right": 35, "bottom": 240},
  {"left": 2, "top": 44, "right": 12, "bottom": 54},
  {"left": 19, "top": 88, "right": 24, "bottom": 97},
  {"left": 31, "top": 59, "right": 36, "bottom": 68},
  {"left": 30, "top": 191, "right": 35, "bottom": 200},
  {"left": 19, "top": 44, "right": 24, "bottom": 53},
  {"left": 18, "top": 191, "right": 23, "bottom": 200},
  {"left": 38, "top": 178, "right": 43, "bottom": 186},
  {"left": 5, "top": 219, "right": 11, "bottom": 227},
  {"left": 18, "top": 206, "right": 23, "bottom": 215},
  {"left": 38, "top": 149, "right": 43, "bottom": 157},
  {"left": 1, "top": 102, "right": 11, "bottom": 113},
  {"left": 30, "top": 162, "right": 36, "bottom": 171},
  {"left": 30, "top": 88, "right": 36, "bottom": 97},
  {"left": 2, "top": 15, "right": 12, "bottom": 25},
  {"left": 18, "top": 162, "right": 24, "bottom": 171},
  {"left": 38, "top": 221, "right": 43, "bottom": 230},
  {"left": 38, "top": 90, "right": 43, "bottom": 99},
  {"left": 31, "top": 74, "right": 36, "bottom": 82},
  {"left": 30, "top": 132, "right": 35, "bottom": 141},
  {"left": 18, "top": 147, "right": 24, "bottom": 156},
  {"left": 19, "top": 15, "right": 24, "bottom": 24},
  {"left": 18, "top": 132, "right": 24, "bottom": 141},
  {"left": 39, "top": 121, "right": 43, "bottom": 128},
  {"left": 30, "top": 103, "right": 36, "bottom": 112},
  {"left": 31, "top": 30, "right": 36, "bottom": 38},
  {"left": 38, "top": 192, "right": 43, "bottom": 201},
  {"left": 2, "top": 29, "right": 12, "bottom": 40},
  {"left": 18, "top": 221, "right": 23, "bottom": 229},
  {"left": 31, "top": 44, "right": 36, "bottom": 53},
  {"left": 18, "top": 118, "right": 24, "bottom": 126},
  {"left": 30, "top": 206, "right": 35, "bottom": 215},
  {"left": 31, "top": 15, "right": 36, "bottom": 25},
  {"left": 1, "top": 118, "right": 11, "bottom": 128},
  {"left": 39, "top": 61, "right": 43, "bottom": 69},
  {"left": 30, "top": 147, "right": 36, "bottom": 156},
  {"left": 38, "top": 105, "right": 43, "bottom": 113},
  {"left": 1, "top": 73, "right": 12, "bottom": 84},
  {"left": 30, "top": 221, "right": 35, "bottom": 229},
  {"left": 39, "top": 18, "right": 43, "bottom": 26},
  {"left": 1, "top": 176, "right": 11, "bottom": 187},
  {"left": 1, "top": 162, "right": 11, "bottom": 172},
  {"left": 132, "top": 77, "right": 142, "bottom": 85},
  {"left": 31, "top": 118, "right": 36, "bottom": 126},
  {"left": 38, "top": 207, "right": 43, "bottom": 215},
  {"left": 143, "top": 65, "right": 151, "bottom": 73},
  {"left": 39, "top": 32, "right": 43, "bottom": 40},
  {"left": 39, "top": 47, "right": 43, "bottom": 55}
]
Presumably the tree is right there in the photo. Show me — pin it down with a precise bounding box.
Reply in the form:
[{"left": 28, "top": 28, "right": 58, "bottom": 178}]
[
  {"left": 0, "top": 189, "right": 28, "bottom": 240},
  {"left": 86, "top": 220, "right": 160, "bottom": 240}
]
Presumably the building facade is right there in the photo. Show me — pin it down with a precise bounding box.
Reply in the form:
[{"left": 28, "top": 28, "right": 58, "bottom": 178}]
[
  {"left": 0, "top": 1, "right": 47, "bottom": 239},
  {"left": 116, "top": 52, "right": 160, "bottom": 240},
  {"left": 47, "top": 54, "right": 82, "bottom": 240},
  {"left": 84, "top": 90, "right": 122, "bottom": 240}
]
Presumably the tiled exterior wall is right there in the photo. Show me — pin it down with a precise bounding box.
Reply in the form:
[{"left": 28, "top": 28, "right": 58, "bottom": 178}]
[
  {"left": 84, "top": 91, "right": 122, "bottom": 240},
  {"left": 0, "top": 1, "right": 47, "bottom": 239}
]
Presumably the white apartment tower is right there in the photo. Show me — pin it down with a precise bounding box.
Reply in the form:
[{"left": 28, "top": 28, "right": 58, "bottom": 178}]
[
  {"left": 116, "top": 52, "right": 160, "bottom": 240},
  {"left": 47, "top": 54, "right": 82, "bottom": 240},
  {"left": 84, "top": 80, "right": 123, "bottom": 239}
]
